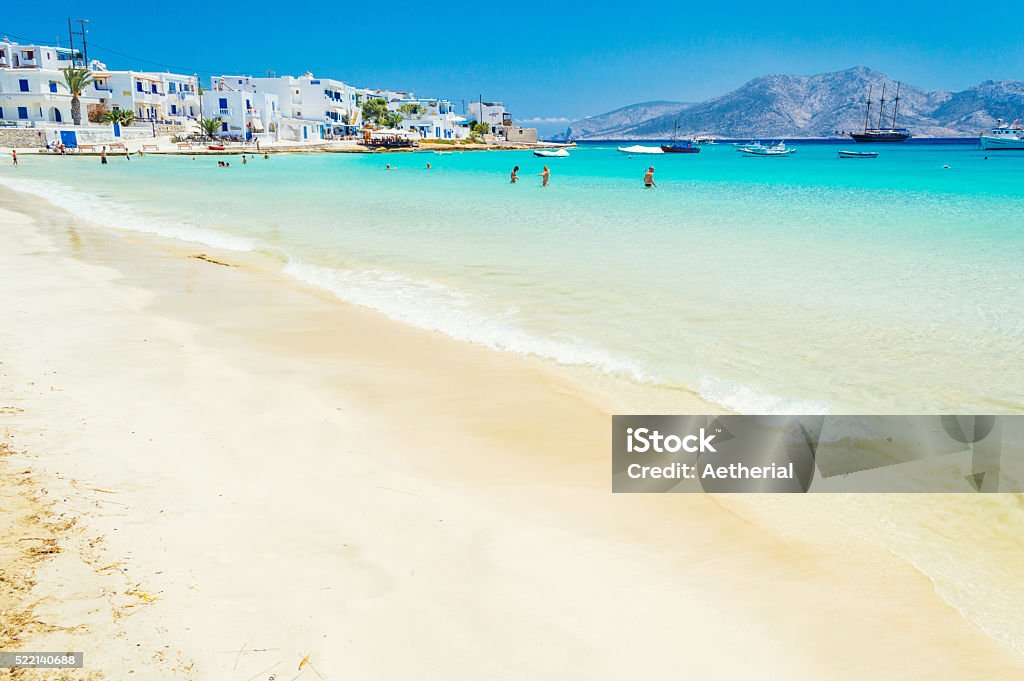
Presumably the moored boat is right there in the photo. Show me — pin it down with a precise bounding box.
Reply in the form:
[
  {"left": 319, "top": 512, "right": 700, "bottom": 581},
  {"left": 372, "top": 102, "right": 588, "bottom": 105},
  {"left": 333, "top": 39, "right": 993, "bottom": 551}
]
[
  {"left": 838, "top": 150, "right": 878, "bottom": 158},
  {"left": 534, "top": 148, "right": 570, "bottom": 157},
  {"left": 849, "top": 82, "right": 912, "bottom": 143},
  {"left": 979, "top": 119, "right": 1024, "bottom": 150},
  {"left": 661, "top": 122, "right": 702, "bottom": 153},
  {"left": 617, "top": 145, "right": 664, "bottom": 155},
  {"left": 741, "top": 141, "right": 796, "bottom": 156}
]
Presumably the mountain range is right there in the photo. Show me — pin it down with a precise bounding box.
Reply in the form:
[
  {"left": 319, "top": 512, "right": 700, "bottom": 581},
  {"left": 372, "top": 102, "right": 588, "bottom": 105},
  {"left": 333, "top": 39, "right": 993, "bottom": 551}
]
[{"left": 557, "top": 67, "right": 1024, "bottom": 140}]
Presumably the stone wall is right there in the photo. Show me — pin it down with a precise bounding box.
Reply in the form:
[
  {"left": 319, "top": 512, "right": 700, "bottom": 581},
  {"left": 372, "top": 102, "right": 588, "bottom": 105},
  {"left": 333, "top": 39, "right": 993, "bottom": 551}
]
[
  {"left": 0, "top": 128, "right": 48, "bottom": 148},
  {"left": 504, "top": 126, "right": 538, "bottom": 144}
]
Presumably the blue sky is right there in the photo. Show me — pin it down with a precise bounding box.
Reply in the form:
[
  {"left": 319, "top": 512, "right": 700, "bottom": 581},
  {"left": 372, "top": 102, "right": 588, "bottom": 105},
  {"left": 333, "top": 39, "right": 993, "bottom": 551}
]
[{"left": 4, "top": 3, "right": 1020, "bottom": 134}]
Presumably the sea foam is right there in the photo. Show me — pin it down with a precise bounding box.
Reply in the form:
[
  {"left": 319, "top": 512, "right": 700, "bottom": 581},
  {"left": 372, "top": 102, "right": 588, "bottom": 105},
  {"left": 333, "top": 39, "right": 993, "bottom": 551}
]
[{"left": 0, "top": 177, "right": 258, "bottom": 253}]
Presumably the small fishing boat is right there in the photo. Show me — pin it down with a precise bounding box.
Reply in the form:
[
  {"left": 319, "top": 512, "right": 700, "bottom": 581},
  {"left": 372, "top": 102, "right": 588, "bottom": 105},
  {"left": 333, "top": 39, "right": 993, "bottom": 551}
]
[
  {"left": 617, "top": 145, "right": 664, "bottom": 155},
  {"left": 980, "top": 119, "right": 1024, "bottom": 150},
  {"left": 838, "top": 150, "right": 878, "bottom": 158},
  {"left": 661, "top": 122, "right": 701, "bottom": 153},
  {"left": 534, "top": 148, "right": 570, "bottom": 158},
  {"left": 207, "top": 144, "right": 225, "bottom": 151},
  {"left": 741, "top": 141, "right": 796, "bottom": 156},
  {"left": 733, "top": 140, "right": 765, "bottom": 151}
]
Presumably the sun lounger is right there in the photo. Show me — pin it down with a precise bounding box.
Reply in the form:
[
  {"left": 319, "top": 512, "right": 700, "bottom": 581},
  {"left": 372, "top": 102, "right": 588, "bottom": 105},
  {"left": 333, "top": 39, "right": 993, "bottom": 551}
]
[
  {"left": 78, "top": 144, "right": 96, "bottom": 153},
  {"left": 177, "top": 142, "right": 192, "bottom": 151},
  {"left": 142, "top": 144, "right": 159, "bottom": 152}
]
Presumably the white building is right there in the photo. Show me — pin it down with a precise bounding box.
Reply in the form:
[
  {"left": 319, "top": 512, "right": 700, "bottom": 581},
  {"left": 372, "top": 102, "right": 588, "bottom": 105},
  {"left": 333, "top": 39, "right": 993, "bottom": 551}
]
[
  {"left": 212, "top": 73, "right": 368, "bottom": 140},
  {"left": 466, "top": 100, "right": 512, "bottom": 136},
  {"left": 389, "top": 97, "right": 469, "bottom": 140},
  {"left": 0, "top": 39, "right": 199, "bottom": 130},
  {"left": 202, "top": 86, "right": 280, "bottom": 143},
  {"left": 90, "top": 67, "right": 200, "bottom": 123},
  {"left": 0, "top": 40, "right": 98, "bottom": 125}
]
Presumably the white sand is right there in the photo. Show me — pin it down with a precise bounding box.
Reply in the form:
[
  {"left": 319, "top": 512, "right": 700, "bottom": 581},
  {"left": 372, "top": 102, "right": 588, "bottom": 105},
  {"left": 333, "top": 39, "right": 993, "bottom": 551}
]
[{"left": 1, "top": 195, "right": 1022, "bottom": 680}]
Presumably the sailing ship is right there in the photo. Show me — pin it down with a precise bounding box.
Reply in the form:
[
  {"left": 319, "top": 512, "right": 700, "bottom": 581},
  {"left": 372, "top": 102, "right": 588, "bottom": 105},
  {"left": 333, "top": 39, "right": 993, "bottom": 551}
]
[
  {"left": 849, "top": 82, "right": 912, "bottom": 143},
  {"left": 661, "top": 122, "right": 701, "bottom": 153}
]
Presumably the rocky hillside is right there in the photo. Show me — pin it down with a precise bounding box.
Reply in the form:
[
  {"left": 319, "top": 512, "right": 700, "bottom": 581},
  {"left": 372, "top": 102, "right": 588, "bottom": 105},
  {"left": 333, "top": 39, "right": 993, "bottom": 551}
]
[{"left": 560, "top": 67, "right": 1024, "bottom": 139}]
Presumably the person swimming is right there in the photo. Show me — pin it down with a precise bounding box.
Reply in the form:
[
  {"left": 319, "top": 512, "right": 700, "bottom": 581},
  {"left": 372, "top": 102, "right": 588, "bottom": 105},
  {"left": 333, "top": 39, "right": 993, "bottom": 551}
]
[
  {"left": 510, "top": 165, "right": 519, "bottom": 183},
  {"left": 644, "top": 166, "right": 657, "bottom": 188},
  {"left": 426, "top": 162, "right": 431, "bottom": 169},
  {"left": 539, "top": 165, "right": 550, "bottom": 187}
]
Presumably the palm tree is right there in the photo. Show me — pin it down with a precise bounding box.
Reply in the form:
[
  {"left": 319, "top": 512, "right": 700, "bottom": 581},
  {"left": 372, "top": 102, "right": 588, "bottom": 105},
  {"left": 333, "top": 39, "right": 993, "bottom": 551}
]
[
  {"left": 200, "top": 118, "right": 222, "bottom": 139},
  {"left": 102, "top": 109, "right": 136, "bottom": 127},
  {"left": 62, "top": 67, "right": 93, "bottom": 126}
]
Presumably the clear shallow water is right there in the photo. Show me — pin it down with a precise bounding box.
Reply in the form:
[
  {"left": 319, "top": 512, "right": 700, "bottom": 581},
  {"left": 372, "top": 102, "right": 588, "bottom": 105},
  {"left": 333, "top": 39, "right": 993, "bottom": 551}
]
[{"left": 3, "top": 142, "right": 1023, "bottom": 413}]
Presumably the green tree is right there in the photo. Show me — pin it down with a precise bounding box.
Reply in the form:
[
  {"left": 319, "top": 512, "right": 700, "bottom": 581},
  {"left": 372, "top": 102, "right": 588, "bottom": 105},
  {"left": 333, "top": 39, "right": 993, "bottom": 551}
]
[
  {"left": 399, "top": 103, "right": 423, "bottom": 116},
  {"left": 200, "top": 118, "right": 222, "bottom": 139},
  {"left": 383, "top": 112, "right": 404, "bottom": 129},
  {"left": 102, "top": 109, "right": 136, "bottom": 127},
  {"left": 61, "top": 67, "right": 94, "bottom": 126},
  {"left": 361, "top": 98, "right": 390, "bottom": 127},
  {"left": 472, "top": 121, "right": 490, "bottom": 136}
]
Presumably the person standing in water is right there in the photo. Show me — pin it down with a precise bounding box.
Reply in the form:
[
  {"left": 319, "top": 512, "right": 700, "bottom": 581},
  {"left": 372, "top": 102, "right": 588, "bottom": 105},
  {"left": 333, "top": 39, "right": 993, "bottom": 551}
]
[
  {"left": 539, "top": 165, "right": 550, "bottom": 187},
  {"left": 100, "top": 146, "right": 108, "bottom": 165},
  {"left": 644, "top": 166, "right": 656, "bottom": 188},
  {"left": 11, "top": 149, "right": 17, "bottom": 166},
  {"left": 510, "top": 165, "right": 519, "bottom": 183}
]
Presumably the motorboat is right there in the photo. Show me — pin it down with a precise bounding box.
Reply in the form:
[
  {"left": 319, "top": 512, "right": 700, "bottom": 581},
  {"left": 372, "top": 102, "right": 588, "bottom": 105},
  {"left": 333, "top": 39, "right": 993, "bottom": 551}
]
[
  {"left": 741, "top": 141, "right": 796, "bottom": 156},
  {"left": 838, "top": 150, "right": 878, "bottom": 158},
  {"left": 533, "top": 148, "right": 570, "bottom": 157},
  {"left": 733, "top": 140, "right": 765, "bottom": 151},
  {"left": 980, "top": 120, "right": 1024, "bottom": 150},
  {"left": 617, "top": 145, "right": 664, "bottom": 155}
]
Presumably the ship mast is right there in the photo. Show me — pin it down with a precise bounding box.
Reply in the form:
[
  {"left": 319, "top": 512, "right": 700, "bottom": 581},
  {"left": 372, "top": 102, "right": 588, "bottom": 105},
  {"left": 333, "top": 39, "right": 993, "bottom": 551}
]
[
  {"left": 863, "top": 84, "right": 873, "bottom": 133},
  {"left": 890, "top": 82, "right": 901, "bottom": 130},
  {"left": 877, "top": 83, "right": 887, "bottom": 130}
]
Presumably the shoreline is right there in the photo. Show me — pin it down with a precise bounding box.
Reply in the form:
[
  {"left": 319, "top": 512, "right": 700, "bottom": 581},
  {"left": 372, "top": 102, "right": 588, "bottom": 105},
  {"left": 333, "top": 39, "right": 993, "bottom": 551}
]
[{"left": 2, "top": 189, "right": 1023, "bottom": 679}]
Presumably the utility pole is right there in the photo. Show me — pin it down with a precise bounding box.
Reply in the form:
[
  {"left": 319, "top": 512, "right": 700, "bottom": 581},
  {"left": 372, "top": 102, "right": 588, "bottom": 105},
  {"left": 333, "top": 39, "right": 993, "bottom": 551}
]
[
  {"left": 67, "top": 18, "right": 74, "bottom": 64},
  {"left": 76, "top": 19, "right": 90, "bottom": 65},
  {"left": 68, "top": 18, "right": 89, "bottom": 66}
]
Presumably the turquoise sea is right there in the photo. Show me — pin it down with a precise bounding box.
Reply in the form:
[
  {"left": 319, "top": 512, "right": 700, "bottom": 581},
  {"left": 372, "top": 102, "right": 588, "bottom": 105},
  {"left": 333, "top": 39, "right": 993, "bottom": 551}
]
[{"left": 3, "top": 141, "right": 1023, "bottom": 413}]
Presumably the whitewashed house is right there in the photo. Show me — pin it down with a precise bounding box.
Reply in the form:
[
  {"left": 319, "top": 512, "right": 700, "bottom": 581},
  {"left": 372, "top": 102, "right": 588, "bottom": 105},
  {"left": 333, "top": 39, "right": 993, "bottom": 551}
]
[
  {"left": 90, "top": 68, "right": 200, "bottom": 123},
  {"left": 0, "top": 40, "right": 98, "bottom": 125},
  {"left": 390, "top": 97, "right": 469, "bottom": 140},
  {"left": 466, "top": 101, "right": 512, "bottom": 136},
  {"left": 201, "top": 85, "right": 280, "bottom": 142}
]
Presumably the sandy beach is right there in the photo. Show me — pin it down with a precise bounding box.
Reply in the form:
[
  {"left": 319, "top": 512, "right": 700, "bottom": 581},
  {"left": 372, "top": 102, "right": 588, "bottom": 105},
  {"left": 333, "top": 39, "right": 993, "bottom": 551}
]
[{"left": 2, "top": 188, "right": 1023, "bottom": 680}]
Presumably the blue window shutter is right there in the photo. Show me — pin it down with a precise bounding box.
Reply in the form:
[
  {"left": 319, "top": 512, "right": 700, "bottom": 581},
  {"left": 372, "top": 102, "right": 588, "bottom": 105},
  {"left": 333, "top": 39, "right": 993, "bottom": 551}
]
[
  {"left": 19, "top": 79, "right": 29, "bottom": 92},
  {"left": 219, "top": 98, "right": 228, "bottom": 109},
  {"left": 18, "top": 106, "right": 28, "bottom": 119},
  {"left": 49, "top": 81, "right": 57, "bottom": 93}
]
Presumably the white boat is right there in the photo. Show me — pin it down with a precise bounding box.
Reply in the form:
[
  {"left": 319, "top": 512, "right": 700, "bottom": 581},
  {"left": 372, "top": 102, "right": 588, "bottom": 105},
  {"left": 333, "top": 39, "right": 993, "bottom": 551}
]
[
  {"left": 533, "top": 148, "right": 570, "bottom": 157},
  {"left": 838, "top": 150, "right": 878, "bottom": 158},
  {"left": 694, "top": 136, "right": 718, "bottom": 145},
  {"left": 617, "top": 145, "right": 664, "bottom": 155},
  {"left": 741, "top": 141, "right": 796, "bottom": 156},
  {"left": 733, "top": 140, "right": 765, "bottom": 151},
  {"left": 980, "top": 120, "right": 1024, "bottom": 150}
]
